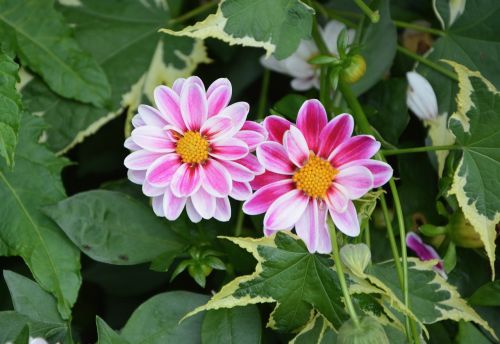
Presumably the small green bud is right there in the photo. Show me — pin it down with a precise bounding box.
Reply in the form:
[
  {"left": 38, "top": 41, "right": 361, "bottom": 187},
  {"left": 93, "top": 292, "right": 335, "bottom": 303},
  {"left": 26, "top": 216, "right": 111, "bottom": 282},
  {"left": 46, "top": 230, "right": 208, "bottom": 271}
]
[
  {"left": 449, "top": 211, "right": 483, "bottom": 248},
  {"left": 338, "top": 316, "right": 389, "bottom": 344},
  {"left": 341, "top": 54, "right": 366, "bottom": 84}
]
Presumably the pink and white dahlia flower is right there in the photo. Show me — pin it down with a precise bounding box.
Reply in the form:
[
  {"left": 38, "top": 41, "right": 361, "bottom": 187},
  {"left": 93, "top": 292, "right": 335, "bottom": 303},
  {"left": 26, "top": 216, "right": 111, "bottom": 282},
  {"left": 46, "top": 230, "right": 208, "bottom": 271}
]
[
  {"left": 124, "top": 76, "right": 266, "bottom": 223},
  {"left": 243, "top": 99, "right": 393, "bottom": 253}
]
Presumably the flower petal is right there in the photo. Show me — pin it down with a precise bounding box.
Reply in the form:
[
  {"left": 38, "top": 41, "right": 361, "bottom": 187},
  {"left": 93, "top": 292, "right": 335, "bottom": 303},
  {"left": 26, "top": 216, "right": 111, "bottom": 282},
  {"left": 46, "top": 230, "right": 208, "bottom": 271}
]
[
  {"left": 127, "top": 170, "right": 146, "bottom": 185},
  {"left": 172, "top": 78, "right": 185, "bottom": 95},
  {"left": 207, "top": 83, "right": 232, "bottom": 117},
  {"left": 250, "top": 170, "right": 289, "bottom": 190},
  {"left": 124, "top": 150, "right": 162, "bottom": 170},
  {"left": 340, "top": 159, "right": 393, "bottom": 188},
  {"left": 142, "top": 180, "right": 165, "bottom": 197},
  {"left": 406, "top": 72, "right": 438, "bottom": 121},
  {"left": 138, "top": 104, "right": 168, "bottom": 127},
  {"left": 230, "top": 181, "right": 252, "bottom": 201},
  {"left": 284, "top": 125, "right": 309, "bottom": 167},
  {"left": 406, "top": 232, "right": 446, "bottom": 278},
  {"left": 236, "top": 154, "right": 265, "bottom": 175},
  {"left": 291, "top": 77, "right": 317, "bottom": 91},
  {"left": 295, "top": 199, "right": 332, "bottom": 254},
  {"left": 325, "top": 184, "right": 349, "bottom": 212},
  {"left": 207, "top": 78, "right": 231, "bottom": 97},
  {"left": 201, "top": 115, "right": 234, "bottom": 142},
  {"left": 330, "top": 201, "right": 360, "bottom": 237},
  {"left": 191, "top": 187, "right": 216, "bottom": 219},
  {"left": 214, "top": 197, "right": 231, "bottom": 222},
  {"left": 132, "top": 114, "right": 145, "bottom": 128},
  {"left": 318, "top": 113, "right": 354, "bottom": 159},
  {"left": 243, "top": 179, "right": 294, "bottom": 215},
  {"left": 152, "top": 196, "right": 165, "bottom": 217},
  {"left": 201, "top": 159, "right": 232, "bottom": 197},
  {"left": 219, "top": 160, "right": 254, "bottom": 182},
  {"left": 234, "top": 130, "right": 266, "bottom": 151},
  {"left": 296, "top": 99, "right": 328, "bottom": 152},
  {"left": 186, "top": 198, "right": 202, "bottom": 223},
  {"left": 263, "top": 115, "right": 291, "bottom": 143},
  {"left": 170, "top": 164, "right": 202, "bottom": 197},
  {"left": 180, "top": 82, "right": 207, "bottom": 131},
  {"left": 163, "top": 188, "right": 187, "bottom": 221},
  {"left": 210, "top": 138, "right": 249, "bottom": 161},
  {"left": 146, "top": 154, "right": 182, "bottom": 187},
  {"left": 218, "top": 102, "right": 249, "bottom": 132},
  {"left": 154, "top": 85, "right": 185, "bottom": 130},
  {"left": 264, "top": 189, "right": 309, "bottom": 230},
  {"left": 334, "top": 166, "right": 373, "bottom": 199},
  {"left": 316, "top": 202, "right": 332, "bottom": 253},
  {"left": 124, "top": 137, "right": 141, "bottom": 151},
  {"left": 256, "top": 141, "right": 295, "bottom": 175},
  {"left": 329, "top": 135, "right": 380, "bottom": 167},
  {"left": 131, "top": 126, "right": 176, "bottom": 153}
]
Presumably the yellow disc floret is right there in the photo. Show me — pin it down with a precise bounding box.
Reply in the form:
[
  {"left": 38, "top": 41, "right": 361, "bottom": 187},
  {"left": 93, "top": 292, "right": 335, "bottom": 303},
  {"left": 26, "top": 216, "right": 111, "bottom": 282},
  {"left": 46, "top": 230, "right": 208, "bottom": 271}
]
[
  {"left": 293, "top": 153, "right": 338, "bottom": 199},
  {"left": 176, "top": 131, "right": 209, "bottom": 164}
]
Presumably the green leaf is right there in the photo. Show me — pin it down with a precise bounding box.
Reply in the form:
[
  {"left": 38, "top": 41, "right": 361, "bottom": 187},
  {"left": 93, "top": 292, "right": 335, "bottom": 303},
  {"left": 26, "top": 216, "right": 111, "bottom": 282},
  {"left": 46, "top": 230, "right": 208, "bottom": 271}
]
[
  {"left": 12, "top": 325, "right": 29, "bottom": 344},
  {"left": 446, "top": 62, "right": 500, "bottom": 277},
  {"left": 271, "top": 94, "right": 309, "bottom": 120},
  {"left": 469, "top": 281, "right": 500, "bottom": 307},
  {"left": 290, "top": 314, "right": 337, "bottom": 344},
  {"left": 456, "top": 321, "right": 491, "bottom": 344},
  {"left": 23, "top": 0, "right": 208, "bottom": 153},
  {"left": 96, "top": 316, "right": 130, "bottom": 344},
  {"left": 0, "top": 0, "right": 110, "bottom": 106},
  {"left": 120, "top": 291, "right": 209, "bottom": 344},
  {"left": 0, "top": 311, "right": 67, "bottom": 343},
  {"left": 201, "top": 306, "right": 262, "bottom": 344},
  {"left": 0, "top": 50, "right": 21, "bottom": 167},
  {"left": 44, "top": 190, "right": 189, "bottom": 265},
  {"left": 161, "top": 0, "right": 314, "bottom": 60},
  {"left": 0, "top": 113, "right": 81, "bottom": 319},
  {"left": 3, "top": 270, "right": 64, "bottom": 325},
  {"left": 351, "top": 0, "right": 397, "bottom": 95},
  {"left": 185, "top": 232, "right": 348, "bottom": 332}
]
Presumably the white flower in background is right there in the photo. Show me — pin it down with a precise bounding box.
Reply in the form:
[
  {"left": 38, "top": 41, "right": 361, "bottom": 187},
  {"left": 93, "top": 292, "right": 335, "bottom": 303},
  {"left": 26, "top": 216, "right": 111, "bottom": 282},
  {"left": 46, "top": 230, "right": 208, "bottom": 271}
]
[
  {"left": 260, "top": 20, "right": 355, "bottom": 91},
  {"left": 406, "top": 71, "right": 438, "bottom": 121},
  {"left": 29, "top": 338, "right": 49, "bottom": 344},
  {"left": 449, "top": 0, "right": 466, "bottom": 26}
]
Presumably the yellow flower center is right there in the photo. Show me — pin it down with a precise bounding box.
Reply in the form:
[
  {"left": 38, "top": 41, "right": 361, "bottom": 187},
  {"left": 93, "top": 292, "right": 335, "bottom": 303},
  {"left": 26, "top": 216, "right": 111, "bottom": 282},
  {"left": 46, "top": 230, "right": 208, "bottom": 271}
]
[
  {"left": 293, "top": 153, "right": 338, "bottom": 199},
  {"left": 176, "top": 131, "right": 209, "bottom": 164}
]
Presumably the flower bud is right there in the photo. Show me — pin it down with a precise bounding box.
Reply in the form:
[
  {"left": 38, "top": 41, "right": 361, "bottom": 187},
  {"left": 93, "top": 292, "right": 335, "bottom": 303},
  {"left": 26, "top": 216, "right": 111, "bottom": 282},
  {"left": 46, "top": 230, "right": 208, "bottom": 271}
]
[
  {"left": 448, "top": 211, "right": 483, "bottom": 248},
  {"left": 406, "top": 71, "right": 438, "bottom": 121},
  {"left": 338, "top": 316, "right": 389, "bottom": 344},
  {"left": 341, "top": 54, "right": 366, "bottom": 84}
]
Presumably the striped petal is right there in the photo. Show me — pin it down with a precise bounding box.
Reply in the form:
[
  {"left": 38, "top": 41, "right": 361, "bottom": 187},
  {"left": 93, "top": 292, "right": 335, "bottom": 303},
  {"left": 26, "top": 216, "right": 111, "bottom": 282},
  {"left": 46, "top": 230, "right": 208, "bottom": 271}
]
[
  {"left": 283, "top": 125, "right": 309, "bottom": 167},
  {"left": 170, "top": 163, "right": 202, "bottom": 197},
  {"left": 329, "top": 135, "right": 380, "bottom": 167},
  {"left": 230, "top": 181, "right": 252, "bottom": 201},
  {"left": 180, "top": 82, "right": 207, "bottom": 131},
  {"left": 201, "top": 159, "right": 232, "bottom": 197},
  {"left": 256, "top": 142, "right": 295, "bottom": 175},
  {"left": 214, "top": 197, "right": 231, "bottom": 222},
  {"left": 163, "top": 188, "right": 187, "bottom": 221},
  {"left": 210, "top": 138, "right": 249, "bottom": 161},
  {"left": 243, "top": 179, "right": 294, "bottom": 215},
  {"left": 296, "top": 99, "right": 327, "bottom": 152},
  {"left": 191, "top": 187, "right": 216, "bottom": 219},
  {"left": 318, "top": 113, "right": 354, "bottom": 159},
  {"left": 146, "top": 154, "right": 182, "bottom": 187},
  {"left": 334, "top": 166, "right": 373, "bottom": 199},
  {"left": 264, "top": 189, "right": 309, "bottom": 230},
  {"left": 131, "top": 126, "right": 176, "bottom": 153},
  {"left": 330, "top": 201, "right": 360, "bottom": 237},
  {"left": 207, "top": 82, "right": 232, "bottom": 117},
  {"left": 124, "top": 150, "right": 162, "bottom": 170},
  {"left": 263, "top": 115, "right": 291, "bottom": 143},
  {"left": 154, "top": 85, "right": 185, "bottom": 130}
]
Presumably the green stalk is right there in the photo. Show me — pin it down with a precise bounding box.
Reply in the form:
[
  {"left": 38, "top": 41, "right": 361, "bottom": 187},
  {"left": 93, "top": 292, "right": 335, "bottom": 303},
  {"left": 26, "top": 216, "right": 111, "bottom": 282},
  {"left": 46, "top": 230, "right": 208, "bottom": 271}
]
[
  {"left": 168, "top": 0, "right": 218, "bottom": 25},
  {"left": 257, "top": 69, "right": 270, "bottom": 121},
  {"left": 397, "top": 45, "right": 458, "bottom": 81},
  {"left": 393, "top": 20, "right": 445, "bottom": 36},
  {"left": 329, "top": 223, "right": 361, "bottom": 328},
  {"left": 234, "top": 204, "right": 245, "bottom": 236},
  {"left": 353, "top": 0, "right": 380, "bottom": 23},
  {"left": 382, "top": 144, "right": 459, "bottom": 156},
  {"left": 364, "top": 223, "right": 371, "bottom": 250},
  {"left": 379, "top": 193, "right": 403, "bottom": 285}
]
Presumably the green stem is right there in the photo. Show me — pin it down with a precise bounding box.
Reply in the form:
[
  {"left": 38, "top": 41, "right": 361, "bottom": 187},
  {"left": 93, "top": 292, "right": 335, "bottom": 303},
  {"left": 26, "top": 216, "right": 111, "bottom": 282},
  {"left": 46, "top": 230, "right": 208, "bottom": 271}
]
[
  {"left": 312, "top": 1, "right": 358, "bottom": 28},
  {"left": 234, "top": 204, "right": 245, "bottom": 236},
  {"left": 397, "top": 45, "right": 458, "bottom": 82},
  {"left": 393, "top": 20, "right": 445, "bottom": 36},
  {"left": 311, "top": 17, "right": 329, "bottom": 54},
  {"left": 257, "top": 69, "right": 270, "bottom": 120},
  {"left": 353, "top": 0, "right": 380, "bottom": 23},
  {"left": 379, "top": 193, "right": 403, "bottom": 285},
  {"left": 382, "top": 144, "right": 459, "bottom": 156},
  {"left": 168, "top": 0, "right": 218, "bottom": 25},
  {"left": 329, "top": 223, "right": 361, "bottom": 328},
  {"left": 364, "top": 223, "right": 371, "bottom": 250}
]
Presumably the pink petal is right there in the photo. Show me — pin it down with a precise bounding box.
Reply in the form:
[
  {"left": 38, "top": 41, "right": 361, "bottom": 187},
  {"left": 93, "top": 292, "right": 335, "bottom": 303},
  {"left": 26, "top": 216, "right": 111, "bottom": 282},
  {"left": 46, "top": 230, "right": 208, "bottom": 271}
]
[
  {"left": 170, "top": 164, "right": 202, "bottom": 197},
  {"left": 142, "top": 180, "right": 165, "bottom": 197},
  {"left": 184, "top": 76, "right": 205, "bottom": 92},
  {"left": 296, "top": 99, "right": 328, "bottom": 152},
  {"left": 163, "top": 188, "right": 187, "bottom": 221},
  {"left": 127, "top": 170, "right": 146, "bottom": 185},
  {"left": 214, "top": 197, "right": 231, "bottom": 222},
  {"left": 217, "top": 102, "right": 249, "bottom": 132},
  {"left": 230, "top": 181, "right": 252, "bottom": 201},
  {"left": 256, "top": 142, "right": 295, "bottom": 175},
  {"left": 283, "top": 126, "right": 309, "bottom": 167},
  {"left": 263, "top": 115, "right": 291, "bottom": 143},
  {"left": 249, "top": 170, "right": 289, "bottom": 190},
  {"left": 124, "top": 150, "right": 162, "bottom": 170},
  {"left": 406, "top": 232, "right": 446, "bottom": 278},
  {"left": 207, "top": 78, "right": 231, "bottom": 98},
  {"left": 207, "top": 84, "right": 232, "bottom": 117},
  {"left": 334, "top": 166, "right": 373, "bottom": 199},
  {"left": 186, "top": 198, "right": 202, "bottom": 223},
  {"left": 152, "top": 196, "right": 165, "bottom": 217},
  {"left": 180, "top": 82, "right": 207, "bottom": 131},
  {"left": 234, "top": 130, "right": 266, "bottom": 151},
  {"left": 172, "top": 78, "right": 185, "bottom": 95},
  {"left": 316, "top": 202, "right": 332, "bottom": 253},
  {"left": 138, "top": 105, "right": 168, "bottom": 127},
  {"left": 243, "top": 179, "right": 294, "bottom": 215},
  {"left": 317, "top": 113, "right": 354, "bottom": 159},
  {"left": 241, "top": 120, "right": 267, "bottom": 137},
  {"left": 191, "top": 187, "right": 216, "bottom": 219},
  {"left": 154, "top": 85, "right": 185, "bottom": 130},
  {"left": 201, "top": 115, "right": 234, "bottom": 142},
  {"left": 210, "top": 138, "right": 249, "bottom": 161},
  {"left": 219, "top": 160, "right": 254, "bottom": 182},
  {"left": 132, "top": 114, "right": 145, "bottom": 128},
  {"left": 295, "top": 199, "right": 331, "bottom": 254},
  {"left": 236, "top": 154, "right": 265, "bottom": 175},
  {"left": 131, "top": 126, "right": 176, "bottom": 153},
  {"left": 325, "top": 184, "right": 349, "bottom": 213},
  {"left": 124, "top": 137, "right": 141, "bottom": 151},
  {"left": 329, "top": 135, "right": 380, "bottom": 167},
  {"left": 340, "top": 159, "right": 393, "bottom": 188},
  {"left": 146, "top": 154, "right": 182, "bottom": 187},
  {"left": 264, "top": 189, "right": 309, "bottom": 230},
  {"left": 330, "top": 201, "right": 360, "bottom": 237},
  {"left": 201, "top": 159, "right": 231, "bottom": 197}
]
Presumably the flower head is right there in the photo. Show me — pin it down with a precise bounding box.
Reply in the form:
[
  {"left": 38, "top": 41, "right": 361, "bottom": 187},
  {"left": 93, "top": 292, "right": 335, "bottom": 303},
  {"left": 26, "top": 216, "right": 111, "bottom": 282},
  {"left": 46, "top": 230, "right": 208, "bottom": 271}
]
[
  {"left": 406, "top": 71, "right": 438, "bottom": 121},
  {"left": 243, "top": 100, "right": 392, "bottom": 253},
  {"left": 260, "top": 20, "right": 355, "bottom": 91},
  {"left": 124, "top": 76, "right": 266, "bottom": 222},
  {"left": 406, "top": 232, "right": 447, "bottom": 279}
]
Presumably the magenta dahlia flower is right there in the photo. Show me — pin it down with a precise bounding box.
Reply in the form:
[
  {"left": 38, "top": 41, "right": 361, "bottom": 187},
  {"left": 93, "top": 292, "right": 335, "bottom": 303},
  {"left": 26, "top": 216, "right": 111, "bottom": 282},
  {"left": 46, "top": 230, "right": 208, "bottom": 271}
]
[
  {"left": 243, "top": 99, "right": 392, "bottom": 253},
  {"left": 124, "top": 76, "right": 266, "bottom": 222},
  {"left": 406, "top": 232, "right": 447, "bottom": 279}
]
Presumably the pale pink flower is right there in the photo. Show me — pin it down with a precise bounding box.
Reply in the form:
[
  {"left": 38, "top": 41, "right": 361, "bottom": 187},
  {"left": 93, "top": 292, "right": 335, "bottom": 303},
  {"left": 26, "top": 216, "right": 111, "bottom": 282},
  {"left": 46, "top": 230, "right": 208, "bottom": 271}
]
[
  {"left": 124, "top": 76, "right": 266, "bottom": 222},
  {"left": 406, "top": 232, "right": 447, "bottom": 279},
  {"left": 243, "top": 100, "right": 392, "bottom": 253}
]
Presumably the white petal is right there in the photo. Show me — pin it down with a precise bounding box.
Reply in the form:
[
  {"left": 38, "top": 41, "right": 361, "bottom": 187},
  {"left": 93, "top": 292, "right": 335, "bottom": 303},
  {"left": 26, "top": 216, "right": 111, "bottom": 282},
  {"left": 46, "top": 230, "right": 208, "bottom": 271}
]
[{"left": 406, "top": 72, "right": 438, "bottom": 121}]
